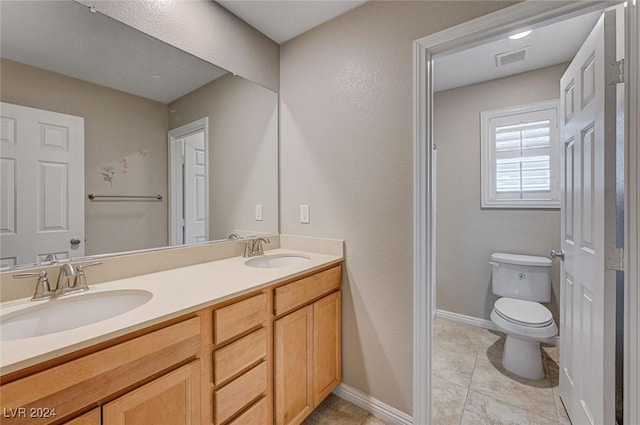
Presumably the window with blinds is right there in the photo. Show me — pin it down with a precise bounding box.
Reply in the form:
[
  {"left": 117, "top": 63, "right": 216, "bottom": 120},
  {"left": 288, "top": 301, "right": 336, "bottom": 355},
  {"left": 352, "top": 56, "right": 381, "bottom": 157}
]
[{"left": 481, "top": 100, "right": 560, "bottom": 208}]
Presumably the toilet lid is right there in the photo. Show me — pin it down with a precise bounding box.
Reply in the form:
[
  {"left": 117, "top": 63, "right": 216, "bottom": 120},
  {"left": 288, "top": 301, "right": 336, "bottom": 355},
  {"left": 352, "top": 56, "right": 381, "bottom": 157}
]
[{"left": 494, "top": 298, "right": 554, "bottom": 328}]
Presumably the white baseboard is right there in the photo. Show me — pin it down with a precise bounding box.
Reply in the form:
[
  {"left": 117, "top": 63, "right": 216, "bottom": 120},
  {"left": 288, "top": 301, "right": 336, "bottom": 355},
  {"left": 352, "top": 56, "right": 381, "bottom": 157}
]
[
  {"left": 435, "top": 309, "right": 561, "bottom": 346},
  {"left": 435, "top": 309, "right": 498, "bottom": 331},
  {"left": 332, "top": 384, "right": 413, "bottom": 425}
]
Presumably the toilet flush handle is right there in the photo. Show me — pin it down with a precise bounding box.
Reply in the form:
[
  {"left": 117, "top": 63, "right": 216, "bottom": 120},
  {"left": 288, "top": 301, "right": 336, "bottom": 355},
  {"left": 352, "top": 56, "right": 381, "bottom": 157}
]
[{"left": 550, "top": 249, "right": 565, "bottom": 261}]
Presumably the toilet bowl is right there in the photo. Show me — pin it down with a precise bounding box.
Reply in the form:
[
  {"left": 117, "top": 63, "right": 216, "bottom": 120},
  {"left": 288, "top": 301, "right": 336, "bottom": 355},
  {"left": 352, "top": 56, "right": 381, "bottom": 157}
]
[
  {"left": 490, "top": 297, "right": 557, "bottom": 380},
  {"left": 489, "top": 253, "right": 557, "bottom": 381}
]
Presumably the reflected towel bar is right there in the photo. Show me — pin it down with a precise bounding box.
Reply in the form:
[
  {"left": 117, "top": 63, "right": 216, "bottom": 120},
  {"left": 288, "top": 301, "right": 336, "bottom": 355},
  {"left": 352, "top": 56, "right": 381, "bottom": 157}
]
[{"left": 88, "top": 194, "right": 163, "bottom": 201}]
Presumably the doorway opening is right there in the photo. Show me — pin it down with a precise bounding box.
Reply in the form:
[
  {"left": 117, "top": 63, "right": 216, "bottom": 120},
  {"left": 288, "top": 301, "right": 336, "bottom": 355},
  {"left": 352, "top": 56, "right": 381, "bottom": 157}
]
[
  {"left": 412, "top": 2, "right": 637, "bottom": 425},
  {"left": 168, "top": 118, "right": 209, "bottom": 245}
]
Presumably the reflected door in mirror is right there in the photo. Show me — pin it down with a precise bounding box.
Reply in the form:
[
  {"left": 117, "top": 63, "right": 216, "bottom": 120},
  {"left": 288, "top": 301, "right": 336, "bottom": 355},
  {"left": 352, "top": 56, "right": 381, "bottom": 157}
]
[
  {"left": 0, "top": 102, "right": 85, "bottom": 267},
  {"left": 169, "top": 118, "right": 209, "bottom": 245}
]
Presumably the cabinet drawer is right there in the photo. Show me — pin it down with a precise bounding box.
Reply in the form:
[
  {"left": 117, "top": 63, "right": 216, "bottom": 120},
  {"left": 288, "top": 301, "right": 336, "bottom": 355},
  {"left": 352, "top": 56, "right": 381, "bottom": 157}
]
[
  {"left": 215, "top": 293, "right": 267, "bottom": 344},
  {"left": 0, "top": 317, "right": 200, "bottom": 425},
  {"left": 214, "top": 327, "right": 267, "bottom": 386},
  {"left": 274, "top": 265, "right": 341, "bottom": 316},
  {"left": 214, "top": 361, "right": 267, "bottom": 425},
  {"left": 227, "top": 397, "right": 268, "bottom": 425}
]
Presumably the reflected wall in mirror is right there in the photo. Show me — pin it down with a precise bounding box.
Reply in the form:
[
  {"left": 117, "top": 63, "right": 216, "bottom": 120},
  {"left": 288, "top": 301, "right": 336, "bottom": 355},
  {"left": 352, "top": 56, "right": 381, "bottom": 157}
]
[{"left": 0, "top": 0, "right": 278, "bottom": 269}]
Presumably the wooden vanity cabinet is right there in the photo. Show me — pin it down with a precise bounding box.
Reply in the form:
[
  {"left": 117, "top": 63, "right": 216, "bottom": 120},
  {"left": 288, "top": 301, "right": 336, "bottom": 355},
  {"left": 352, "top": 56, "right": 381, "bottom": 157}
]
[
  {"left": 0, "top": 317, "right": 200, "bottom": 425},
  {"left": 274, "top": 266, "right": 342, "bottom": 425},
  {"left": 0, "top": 263, "right": 342, "bottom": 425}
]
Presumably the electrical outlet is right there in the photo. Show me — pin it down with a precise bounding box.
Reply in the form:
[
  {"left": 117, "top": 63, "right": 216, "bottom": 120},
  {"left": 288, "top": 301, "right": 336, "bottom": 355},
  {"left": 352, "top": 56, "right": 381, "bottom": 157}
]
[
  {"left": 299, "top": 204, "right": 310, "bottom": 224},
  {"left": 255, "top": 204, "right": 263, "bottom": 221}
]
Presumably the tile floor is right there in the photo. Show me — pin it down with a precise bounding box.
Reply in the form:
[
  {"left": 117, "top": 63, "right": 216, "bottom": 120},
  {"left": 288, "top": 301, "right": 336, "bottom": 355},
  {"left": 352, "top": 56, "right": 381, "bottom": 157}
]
[
  {"left": 303, "top": 317, "right": 570, "bottom": 425},
  {"left": 302, "top": 393, "right": 389, "bottom": 425},
  {"left": 432, "top": 317, "right": 571, "bottom": 425}
]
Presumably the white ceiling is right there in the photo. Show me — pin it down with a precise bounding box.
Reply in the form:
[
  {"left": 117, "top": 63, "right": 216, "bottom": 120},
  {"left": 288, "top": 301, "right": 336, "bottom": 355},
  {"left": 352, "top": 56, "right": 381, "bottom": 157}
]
[
  {"left": 0, "top": 1, "right": 227, "bottom": 104},
  {"left": 215, "top": 1, "right": 602, "bottom": 90},
  {"left": 434, "top": 10, "right": 602, "bottom": 92},
  {"left": 216, "top": 0, "right": 367, "bottom": 44}
]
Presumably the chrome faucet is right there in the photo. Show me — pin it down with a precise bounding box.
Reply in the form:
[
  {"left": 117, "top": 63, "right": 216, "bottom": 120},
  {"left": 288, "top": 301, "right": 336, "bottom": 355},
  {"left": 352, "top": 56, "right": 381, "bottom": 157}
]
[
  {"left": 55, "top": 263, "right": 78, "bottom": 296},
  {"left": 239, "top": 236, "right": 271, "bottom": 258},
  {"left": 12, "top": 261, "right": 102, "bottom": 300},
  {"left": 253, "top": 237, "right": 270, "bottom": 256},
  {"left": 55, "top": 262, "right": 102, "bottom": 295}
]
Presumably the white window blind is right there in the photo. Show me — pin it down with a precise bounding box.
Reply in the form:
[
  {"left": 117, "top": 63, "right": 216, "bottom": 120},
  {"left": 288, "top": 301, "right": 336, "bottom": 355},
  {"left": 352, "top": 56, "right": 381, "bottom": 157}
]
[{"left": 481, "top": 100, "right": 560, "bottom": 208}]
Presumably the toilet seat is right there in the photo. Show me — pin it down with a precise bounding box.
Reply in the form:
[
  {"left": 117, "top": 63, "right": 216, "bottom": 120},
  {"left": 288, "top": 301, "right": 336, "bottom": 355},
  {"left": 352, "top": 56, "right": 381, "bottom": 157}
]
[
  {"left": 491, "top": 298, "right": 557, "bottom": 342},
  {"left": 493, "top": 297, "right": 554, "bottom": 328}
]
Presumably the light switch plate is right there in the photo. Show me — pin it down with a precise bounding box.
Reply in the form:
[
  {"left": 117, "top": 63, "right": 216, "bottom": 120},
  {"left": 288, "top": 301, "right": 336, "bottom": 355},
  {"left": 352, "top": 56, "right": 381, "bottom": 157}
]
[
  {"left": 299, "top": 204, "right": 310, "bottom": 224},
  {"left": 255, "top": 204, "right": 263, "bottom": 221}
]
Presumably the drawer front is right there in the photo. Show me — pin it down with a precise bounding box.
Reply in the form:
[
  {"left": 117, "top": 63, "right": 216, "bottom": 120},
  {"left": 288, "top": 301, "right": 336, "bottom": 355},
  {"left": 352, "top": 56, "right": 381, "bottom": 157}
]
[
  {"left": 215, "top": 293, "right": 267, "bottom": 344},
  {"left": 227, "top": 397, "right": 268, "bottom": 425},
  {"left": 0, "top": 317, "right": 200, "bottom": 425},
  {"left": 214, "top": 327, "right": 267, "bottom": 386},
  {"left": 274, "top": 265, "right": 341, "bottom": 316},
  {"left": 214, "top": 362, "right": 267, "bottom": 425}
]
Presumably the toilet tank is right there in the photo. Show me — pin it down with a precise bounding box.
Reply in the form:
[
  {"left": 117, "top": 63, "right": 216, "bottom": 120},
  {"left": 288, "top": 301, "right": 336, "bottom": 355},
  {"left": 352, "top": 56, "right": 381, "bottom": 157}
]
[{"left": 490, "top": 253, "right": 552, "bottom": 302}]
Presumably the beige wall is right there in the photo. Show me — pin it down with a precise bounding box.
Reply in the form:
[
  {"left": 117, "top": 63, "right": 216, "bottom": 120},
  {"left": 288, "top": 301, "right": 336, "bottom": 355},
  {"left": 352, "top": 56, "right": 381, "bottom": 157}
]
[
  {"left": 0, "top": 58, "right": 168, "bottom": 255},
  {"left": 79, "top": 0, "right": 280, "bottom": 92},
  {"left": 434, "top": 63, "right": 567, "bottom": 325},
  {"left": 169, "top": 74, "right": 278, "bottom": 240},
  {"left": 280, "top": 1, "right": 515, "bottom": 414}
]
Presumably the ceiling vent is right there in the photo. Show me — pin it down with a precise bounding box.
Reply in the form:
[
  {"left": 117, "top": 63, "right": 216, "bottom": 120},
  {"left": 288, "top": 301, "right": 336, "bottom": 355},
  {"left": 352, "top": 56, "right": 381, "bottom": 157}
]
[{"left": 495, "top": 46, "right": 530, "bottom": 68}]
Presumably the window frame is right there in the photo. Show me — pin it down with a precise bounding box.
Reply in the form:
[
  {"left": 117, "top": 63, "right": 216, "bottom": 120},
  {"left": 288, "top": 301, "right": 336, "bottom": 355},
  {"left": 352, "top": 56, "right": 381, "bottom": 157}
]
[{"left": 480, "top": 99, "right": 561, "bottom": 209}]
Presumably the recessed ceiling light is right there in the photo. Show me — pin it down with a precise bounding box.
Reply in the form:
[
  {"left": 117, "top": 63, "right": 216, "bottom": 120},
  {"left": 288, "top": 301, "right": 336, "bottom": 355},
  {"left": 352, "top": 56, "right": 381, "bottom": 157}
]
[{"left": 509, "top": 30, "right": 532, "bottom": 40}]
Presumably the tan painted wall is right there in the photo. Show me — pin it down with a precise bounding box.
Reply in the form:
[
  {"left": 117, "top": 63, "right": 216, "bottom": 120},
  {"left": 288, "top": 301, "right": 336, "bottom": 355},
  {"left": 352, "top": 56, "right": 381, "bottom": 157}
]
[
  {"left": 169, "top": 74, "right": 278, "bottom": 240},
  {"left": 0, "top": 58, "right": 168, "bottom": 255},
  {"left": 434, "top": 63, "right": 568, "bottom": 326},
  {"left": 79, "top": 0, "right": 280, "bottom": 92},
  {"left": 279, "top": 0, "right": 515, "bottom": 414}
]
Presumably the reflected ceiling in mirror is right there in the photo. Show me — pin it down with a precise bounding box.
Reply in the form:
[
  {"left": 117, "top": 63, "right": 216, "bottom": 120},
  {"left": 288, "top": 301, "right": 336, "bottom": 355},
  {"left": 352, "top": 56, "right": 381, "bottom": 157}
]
[{"left": 0, "top": 0, "right": 278, "bottom": 270}]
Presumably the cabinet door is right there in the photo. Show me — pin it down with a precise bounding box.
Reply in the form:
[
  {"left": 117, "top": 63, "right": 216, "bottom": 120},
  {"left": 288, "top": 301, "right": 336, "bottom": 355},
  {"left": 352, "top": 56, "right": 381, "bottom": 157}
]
[
  {"left": 63, "top": 409, "right": 100, "bottom": 425},
  {"left": 274, "top": 305, "right": 313, "bottom": 425},
  {"left": 313, "top": 291, "right": 342, "bottom": 405},
  {"left": 103, "top": 361, "right": 200, "bottom": 425}
]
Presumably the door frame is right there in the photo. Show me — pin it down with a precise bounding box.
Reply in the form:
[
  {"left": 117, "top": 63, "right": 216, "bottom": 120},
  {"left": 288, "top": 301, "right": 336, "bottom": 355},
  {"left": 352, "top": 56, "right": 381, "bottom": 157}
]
[
  {"left": 167, "top": 118, "right": 209, "bottom": 246},
  {"left": 624, "top": 2, "right": 640, "bottom": 424},
  {"left": 411, "top": 2, "right": 639, "bottom": 424}
]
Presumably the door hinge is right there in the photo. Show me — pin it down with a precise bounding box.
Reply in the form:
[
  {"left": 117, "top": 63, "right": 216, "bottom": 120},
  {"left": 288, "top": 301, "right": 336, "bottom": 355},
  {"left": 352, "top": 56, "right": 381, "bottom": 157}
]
[
  {"left": 606, "top": 247, "right": 624, "bottom": 271},
  {"left": 606, "top": 59, "right": 624, "bottom": 85}
]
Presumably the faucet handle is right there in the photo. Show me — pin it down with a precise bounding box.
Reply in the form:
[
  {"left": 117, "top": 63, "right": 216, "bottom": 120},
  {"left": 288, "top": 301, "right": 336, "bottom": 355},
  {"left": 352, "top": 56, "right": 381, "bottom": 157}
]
[
  {"left": 74, "top": 262, "right": 102, "bottom": 291},
  {"left": 13, "top": 271, "right": 53, "bottom": 300},
  {"left": 238, "top": 240, "right": 253, "bottom": 257}
]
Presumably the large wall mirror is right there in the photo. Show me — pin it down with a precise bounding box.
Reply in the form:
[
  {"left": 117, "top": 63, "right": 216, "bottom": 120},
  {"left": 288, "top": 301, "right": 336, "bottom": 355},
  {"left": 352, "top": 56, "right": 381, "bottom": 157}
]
[{"left": 0, "top": 0, "right": 278, "bottom": 270}]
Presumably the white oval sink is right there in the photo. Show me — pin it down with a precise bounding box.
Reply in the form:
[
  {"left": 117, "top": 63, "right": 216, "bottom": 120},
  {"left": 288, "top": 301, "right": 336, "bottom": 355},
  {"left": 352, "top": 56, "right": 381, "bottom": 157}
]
[
  {"left": 0, "top": 289, "right": 153, "bottom": 341},
  {"left": 245, "top": 254, "right": 310, "bottom": 269}
]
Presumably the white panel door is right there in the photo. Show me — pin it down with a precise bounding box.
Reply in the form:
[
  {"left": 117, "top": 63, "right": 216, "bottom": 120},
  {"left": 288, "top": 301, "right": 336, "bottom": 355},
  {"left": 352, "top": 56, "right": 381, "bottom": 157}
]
[
  {"left": 0, "top": 102, "right": 84, "bottom": 267},
  {"left": 558, "top": 9, "right": 619, "bottom": 425},
  {"left": 183, "top": 131, "right": 207, "bottom": 244}
]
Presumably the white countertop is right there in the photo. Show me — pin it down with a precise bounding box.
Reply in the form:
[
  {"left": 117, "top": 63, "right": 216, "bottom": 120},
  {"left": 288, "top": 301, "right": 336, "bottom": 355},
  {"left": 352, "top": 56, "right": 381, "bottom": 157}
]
[{"left": 0, "top": 248, "right": 342, "bottom": 375}]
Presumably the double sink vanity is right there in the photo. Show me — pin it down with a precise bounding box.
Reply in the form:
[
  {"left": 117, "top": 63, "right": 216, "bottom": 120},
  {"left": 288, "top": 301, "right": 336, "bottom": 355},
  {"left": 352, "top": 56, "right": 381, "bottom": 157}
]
[{"left": 0, "top": 237, "right": 344, "bottom": 425}]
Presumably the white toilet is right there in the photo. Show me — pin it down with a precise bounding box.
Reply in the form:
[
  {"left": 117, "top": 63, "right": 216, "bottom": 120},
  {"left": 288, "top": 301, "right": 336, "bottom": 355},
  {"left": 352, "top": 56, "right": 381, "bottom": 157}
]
[{"left": 489, "top": 252, "right": 558, "bottom": 380}]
